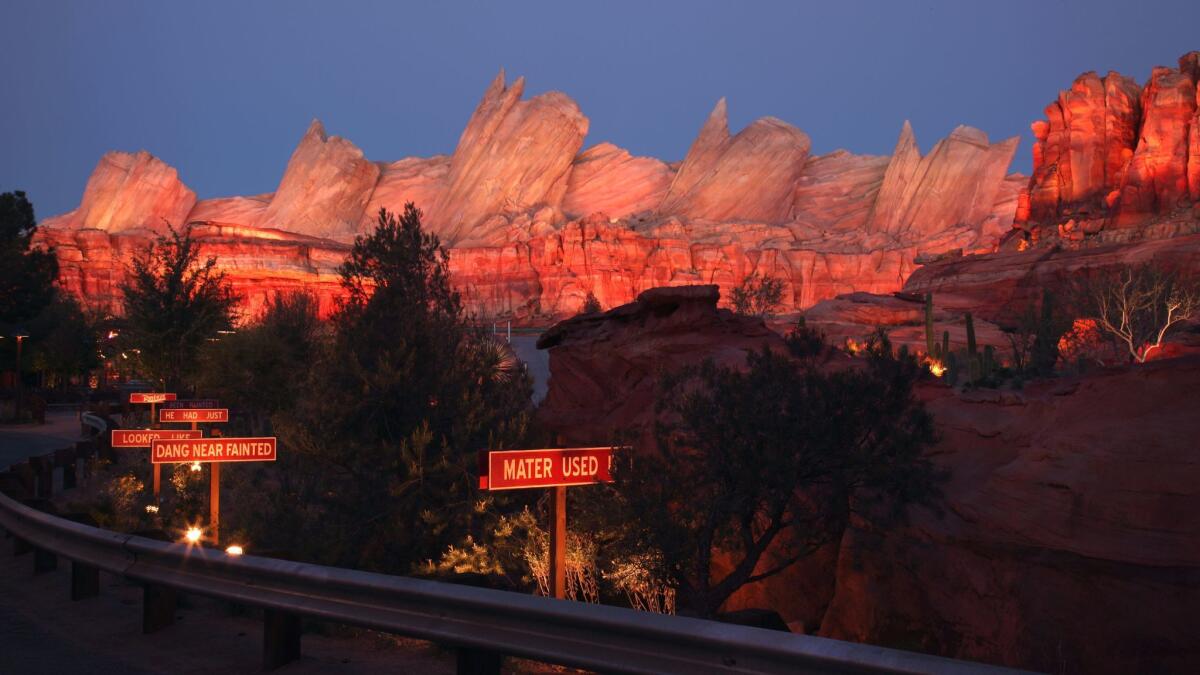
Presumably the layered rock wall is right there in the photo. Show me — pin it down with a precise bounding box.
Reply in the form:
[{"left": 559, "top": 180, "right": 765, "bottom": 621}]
[{"left": 38, "top": 71, "right": 1027, "bottom": 323}]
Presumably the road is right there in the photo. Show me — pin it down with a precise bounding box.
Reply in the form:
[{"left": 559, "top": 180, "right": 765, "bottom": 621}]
[{"left": 0, "top": 409, "right": 86, "bottom": 469}]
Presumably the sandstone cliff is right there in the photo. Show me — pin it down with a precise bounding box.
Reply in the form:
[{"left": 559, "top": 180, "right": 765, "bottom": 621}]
[
  {"left": 1019, "top": 51, "right": 1200, "bottom": 244},
  {"left": 35, "top": 71, "right": 1026, "bottom": 324}
]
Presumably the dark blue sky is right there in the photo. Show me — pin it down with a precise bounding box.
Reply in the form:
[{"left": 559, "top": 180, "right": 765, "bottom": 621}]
[{"left": 3, "top": 1, "right": 1198, "bottom": 219}]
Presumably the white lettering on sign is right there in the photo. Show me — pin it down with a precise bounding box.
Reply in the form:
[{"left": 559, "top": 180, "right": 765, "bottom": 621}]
[
  {"left": 482, "top": 447, "right": 617, "bottom": 490},
  {"left": 150, "top": 437, "right": 277, "bottom": 464}
]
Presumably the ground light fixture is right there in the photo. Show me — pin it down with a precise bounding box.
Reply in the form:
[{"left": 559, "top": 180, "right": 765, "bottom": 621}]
[
  {"left": 184, "top": 527, "right": 203, "bottom": 544},
  {"left": 224, "top": 544, "right": 244, "bottom": 556}
]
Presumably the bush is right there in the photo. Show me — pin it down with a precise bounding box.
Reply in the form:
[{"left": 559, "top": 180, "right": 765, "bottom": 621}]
[{"left": 730, "top": 273, "right": 785, "bottom": 319}]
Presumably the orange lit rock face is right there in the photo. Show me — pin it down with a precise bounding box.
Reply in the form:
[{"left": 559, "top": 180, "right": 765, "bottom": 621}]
[
  {"left": 1022, "top": 52, "right": 1200, "bottom": 241},
  {"left": 257, "top": 120, "right": 381, "bottom": 242},
  {"left": 41, "top": 151, "right": 196, "bottom": 235},
  {"left": 38, "top": 71, "right": 1026, "bottom": 324}
]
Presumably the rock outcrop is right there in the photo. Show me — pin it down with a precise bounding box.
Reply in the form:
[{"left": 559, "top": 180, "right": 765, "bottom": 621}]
[
  {"left": 38, "top": 71, "right": 1029, "bottom": 323},
  {"left": 536, "top": 285, "right": 782, "bottom": 447},
  {"left": 658, "top": 99, "right": 812, "bottom": 224},
  {"left": 256, "top": 120, "right": 380, "bottom": 242},
  {"left": 561, "top": 143, "right": 673, "bottom": 219},
  {"left": 537, "top": 288, "right": 1200, "bottom": 674},
  {"left": 432, "top": 71, "right": 589, "bottom": 246},
  {"left": 1020, "top": 51, "right": 1200, "bottom": 243},
  {"left": 41, "top": 151, "right": 196, "bottom": 235}
]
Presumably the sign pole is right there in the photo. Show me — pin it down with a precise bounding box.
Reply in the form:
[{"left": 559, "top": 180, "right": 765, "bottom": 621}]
[
  {"left": 209, "top": 462, "right": 220, "bottom": 546},
  {"left": 549, "top": 485, "right": 567, "bottom": 600},
  {"left": 151, "top": 402, "right": 159, "bottom": 497}
]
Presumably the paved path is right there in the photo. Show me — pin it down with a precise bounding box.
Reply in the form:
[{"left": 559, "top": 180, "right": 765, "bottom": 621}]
[{"left": 0, "top": 410, "right": 85, "bottom": 468}]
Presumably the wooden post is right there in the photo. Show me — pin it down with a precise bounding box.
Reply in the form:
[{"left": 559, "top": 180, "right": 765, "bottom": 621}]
[
  {"left": 143, "top": 584, "right": 176, "bottom": 633},
  {"left": 209, "top": 462, "right": 220, "bottom": 546},
  {"left": 262, "top": 609, "right": 302, "bottom": 670},
  {"left": 549, "top": 485, "right": 567, "bottom": 600},
  {"left": 33, "top": 547, "right": 57, "bottom": 574},
  {"left": 152, "top": 465, "right": 161, "bottom": 500},
  {"left": 71, "top": 561, "right": 100, "bottom": 600},
  {"left": 456, "top": 647, "right": 502, "bottom": 675}
]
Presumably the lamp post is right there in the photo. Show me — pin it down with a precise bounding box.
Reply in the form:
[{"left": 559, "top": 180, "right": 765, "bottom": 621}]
[{"left": 12, "top": 329, "right": 28, "bottom": 422}]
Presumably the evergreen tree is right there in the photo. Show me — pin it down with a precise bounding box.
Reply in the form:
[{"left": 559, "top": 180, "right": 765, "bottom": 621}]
[
  {"left": 261, "top": 205, "right": 536, "bottom": 572},
  {"left": 119, "top": 224, "right": 237, "bottom": 390},
  {"left": 0, "top": 191, "right": 57, "bottom": 324}
]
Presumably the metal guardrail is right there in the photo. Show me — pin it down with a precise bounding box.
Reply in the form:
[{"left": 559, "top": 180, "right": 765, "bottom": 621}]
[{"left": 0, "top": 449, "right": 1032, "bottom": 675}]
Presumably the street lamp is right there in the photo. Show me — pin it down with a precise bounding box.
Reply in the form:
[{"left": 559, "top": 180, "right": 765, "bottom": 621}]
[{"left": 11, "top": 328, "right": 28, "bottom": 422}]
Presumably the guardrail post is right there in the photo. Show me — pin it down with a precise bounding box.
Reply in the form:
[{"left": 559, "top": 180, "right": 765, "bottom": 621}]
[
  {"left": 143, "top": 584, "right": 177, "bottom": 633},
  {"left": 456, "top": 647, "right": 502, "bottom": 675},
  {"left": 12, "top": 535, "right": 31, "bottom": 556},
  {"left": 59, "top": 449, "right": 77, "bottom": 490},
  {"left": 71, "top": 561, "right": 100, "bottom": 600},
  {"left": 262, "top": 609, "right": 302, "bottom": 670},
  {"left": 33, "top": 546, "right": 57, "bottom": 574},
  {"left": 32, "top": 456, "right": 53, "bottom": 499}
]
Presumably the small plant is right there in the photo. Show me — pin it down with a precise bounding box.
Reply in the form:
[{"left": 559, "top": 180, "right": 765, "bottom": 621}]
[
  {"left": 730, "top": 273, "right": 785, "bottom": 319},
  {"left": 580, "top": 291, "right": 602, "bottom": 315}
]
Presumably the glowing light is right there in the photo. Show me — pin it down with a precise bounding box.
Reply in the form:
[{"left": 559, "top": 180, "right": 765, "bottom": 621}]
[
  {"left": 844, "top": 338, "right": 862, "bottom": 355},
  {"left": 144, "top": 504, "right": 159, "bottom": 514},
  {"left": 106, "top": 330, "right": 119, "bottom": 339},
  {"left": 928, "top": 361, "right": 946, "bottom": 378},
  {"left": 224, "top": 545, "right": 244, "bottom": 556},
  {"left": 184, "top": 527, "right": 203, "bottom": 544},
  {"left": 190, "top": 462, "right": 202, "bottom": 472}
]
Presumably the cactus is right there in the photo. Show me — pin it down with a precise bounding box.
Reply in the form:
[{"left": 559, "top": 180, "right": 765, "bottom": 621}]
[
  {"left": 965, "top": 312, "right": 977, "bottom": 357},
  {"left": 983, "top": 345, "right": 996, "bottom": 382},
  {"left": 924, "top": 292, "right": 936, "bottom": 357},
  {"left": 944, "top": 352, "right": 959, "bottom": 386},
  {"left": 941, "top": 330, "right": 950, "bottom": 359}
]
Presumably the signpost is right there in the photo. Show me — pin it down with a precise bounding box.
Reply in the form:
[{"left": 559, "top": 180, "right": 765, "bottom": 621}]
[
  {"left": 111, "top": 429, "right": 202, "bottom": 448},
  {"left": 128, "top": 392, "right": 176, "bottom": 436},
  {"left": 151, "top": 437, "right": 276, "bottom": 545},
  {"left": 479, "top": 447, "right": 617, "bottom": 599},
  {"left": 159, "top": 408, "right": 229, "bottom": 424},
  {"left": 162, "top": 398, "right": 220, "bottom": 410},
  {"left": 155, "top": 406, "right": 227, "bottom": 502}
]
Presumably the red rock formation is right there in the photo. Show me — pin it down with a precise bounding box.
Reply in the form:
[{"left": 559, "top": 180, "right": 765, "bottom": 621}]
[
  {"left": 536, "top": 285, "right": 783, "bottom": 447},
  {"left": 432, "top": 71, "right": 588, "bottom": 246},
  {"left": 658, "top": 99, "right": 812, "bottom": 224},
  {"left": 1021, "top": 52, "right": 1200, "bottom": 241},
  {"left": 901, "top": 232, "right": 1200, "bottom": 323},
  {"left": 41, "top": 151, "right": 196, "bottom": 235},
  {"left": 37, "top": 72, "right": 1026, "bottom": 324},
  {"left": 537, "top": 290, "right": 1200, "bottom": 673},
  {"left": 868, "top": 123, "right": 1019, "bottom": 241},
  {"left": 256, "top": 120, "right": 380, "bottom": 242},
  {"left": 561, "top": 143, "right": 673, "bottom": 219}
]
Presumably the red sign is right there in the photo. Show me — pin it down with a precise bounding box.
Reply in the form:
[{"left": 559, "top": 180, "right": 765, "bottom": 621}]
[
  {"left": 111, "top": 429, "right": 202, "bottom": 448},
  {"left": 160, "top": 408, "right": 228, "bottom": 423},
  {"left": 162, "top": 398, "right": 220, "bottom": 409},
  {"left": 479, "top": 447, "right": 616, "bottom": 491},
  {"left": 130, "top": 392, "right": 176, "bottom": 404},
  {"left": 151, "top": 437, "right": 277, "bottom": 464}
]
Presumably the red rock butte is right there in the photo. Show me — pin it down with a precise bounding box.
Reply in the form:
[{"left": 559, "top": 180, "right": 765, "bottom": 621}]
[{"left": 35, "top": 53, "right": 1200, "bottom": 323}]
